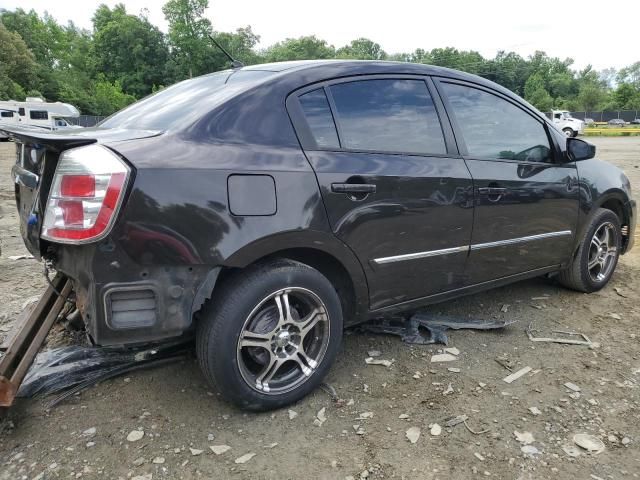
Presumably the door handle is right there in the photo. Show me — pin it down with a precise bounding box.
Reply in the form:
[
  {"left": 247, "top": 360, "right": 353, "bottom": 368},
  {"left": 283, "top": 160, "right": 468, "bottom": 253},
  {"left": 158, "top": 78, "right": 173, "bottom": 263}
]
[
  {"left": 478, "top": 187, "right": 507, "bottom": 202},
  {"left": 331, "top": 183, "right": 377, "bottom": 194},
  {"left": 478, "top": 187, "right": 506, "bottom": 195}
]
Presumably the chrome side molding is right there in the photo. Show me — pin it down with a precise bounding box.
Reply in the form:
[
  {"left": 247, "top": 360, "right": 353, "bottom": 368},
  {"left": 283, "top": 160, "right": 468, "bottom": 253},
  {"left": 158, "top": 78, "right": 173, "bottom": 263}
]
[{"left": 373, "top": 230, "right": 573, "bottom": 265}]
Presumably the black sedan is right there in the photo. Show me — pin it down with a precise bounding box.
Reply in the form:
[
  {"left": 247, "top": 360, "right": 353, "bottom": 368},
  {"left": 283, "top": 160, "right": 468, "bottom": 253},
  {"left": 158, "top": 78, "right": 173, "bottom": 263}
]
[{"left": 4, "top": 61, "right": 636, "bottom": 410}]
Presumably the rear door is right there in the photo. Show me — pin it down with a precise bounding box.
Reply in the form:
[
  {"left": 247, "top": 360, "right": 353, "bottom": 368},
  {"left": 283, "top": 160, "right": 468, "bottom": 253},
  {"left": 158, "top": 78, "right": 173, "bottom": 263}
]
[
  {"left": 288, "top": 76, "right": 474, "bottom": 310},
  {"left": 434, "top": 79, "right": 579, "bottom": 284}
]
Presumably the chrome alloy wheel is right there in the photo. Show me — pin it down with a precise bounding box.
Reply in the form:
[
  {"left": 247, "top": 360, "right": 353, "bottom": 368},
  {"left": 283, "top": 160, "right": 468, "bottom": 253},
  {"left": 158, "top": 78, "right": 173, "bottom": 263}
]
[
  {"left": 588, "top": 222, "right": 617, "bottom": 282},
  {"left": 236, "top": 288, "right": 330, "bottom": 394}
]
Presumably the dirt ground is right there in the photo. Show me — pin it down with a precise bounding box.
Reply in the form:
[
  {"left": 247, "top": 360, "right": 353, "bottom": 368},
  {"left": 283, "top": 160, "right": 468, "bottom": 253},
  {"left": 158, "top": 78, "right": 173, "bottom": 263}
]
[{"left": 0, "top": 138, "right": 638, "bottom": 480}]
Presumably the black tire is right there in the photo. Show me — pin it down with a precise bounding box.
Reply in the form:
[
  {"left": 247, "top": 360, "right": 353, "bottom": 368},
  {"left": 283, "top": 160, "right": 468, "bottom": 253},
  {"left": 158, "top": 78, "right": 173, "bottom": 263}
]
[
  {"left": 558, "top": 208, "right": 621, "bottom": 292},
  {"left": 196, "top": 259, "right": 343, "bottom": 411},
  {"left": 563, "top": 128, "right": 574, "bottom": 137}
]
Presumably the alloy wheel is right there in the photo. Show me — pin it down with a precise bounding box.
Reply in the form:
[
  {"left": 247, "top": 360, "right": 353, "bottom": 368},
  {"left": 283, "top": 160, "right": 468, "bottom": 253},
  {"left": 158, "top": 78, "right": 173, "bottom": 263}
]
[
  {"left": 236, "top": 287, "right": 330, "bottom": 394},
  {"left": 588, "top": 222, "right": 617, "bottom": 282}
]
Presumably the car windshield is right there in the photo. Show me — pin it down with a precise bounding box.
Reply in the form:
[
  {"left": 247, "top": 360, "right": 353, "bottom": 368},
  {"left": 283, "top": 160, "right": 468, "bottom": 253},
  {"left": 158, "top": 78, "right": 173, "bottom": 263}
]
[
  {"left": 562, "top": 112, "right": 572, "bottom": 119},
  {"left": 99, "top": 70, "right": 276, "bottom": 131}
]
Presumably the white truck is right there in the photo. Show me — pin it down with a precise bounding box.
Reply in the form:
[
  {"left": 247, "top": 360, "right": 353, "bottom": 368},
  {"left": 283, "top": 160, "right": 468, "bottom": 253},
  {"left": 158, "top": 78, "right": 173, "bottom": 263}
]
[
  {"left": 0, "top": 97, "right": 81, "bottom": 140},
  {"left": 551, "top": 110, "right": 584, "bottom": 137}
]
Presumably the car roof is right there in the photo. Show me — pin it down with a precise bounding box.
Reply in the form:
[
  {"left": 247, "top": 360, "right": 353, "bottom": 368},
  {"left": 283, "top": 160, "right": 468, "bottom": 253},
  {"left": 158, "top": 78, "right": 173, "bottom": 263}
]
[{"left": 237, "top": 60, "right": 537, "bottom": 112}]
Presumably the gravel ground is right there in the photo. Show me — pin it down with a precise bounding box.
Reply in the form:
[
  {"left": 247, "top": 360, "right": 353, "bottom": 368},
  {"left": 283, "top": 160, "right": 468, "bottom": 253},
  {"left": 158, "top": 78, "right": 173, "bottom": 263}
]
[{"left": 0, "top": 137, "right": 639, "bottom": 480}]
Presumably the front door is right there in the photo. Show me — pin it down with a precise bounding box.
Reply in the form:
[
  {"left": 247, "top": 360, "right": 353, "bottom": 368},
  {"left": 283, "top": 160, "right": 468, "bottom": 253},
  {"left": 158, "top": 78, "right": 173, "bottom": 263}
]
[
  {"left": 288, "top": 76, "right": 474, "bottom": 310},
  {"left": 435, "top": 80, "right": 579, "bottom": 284}
]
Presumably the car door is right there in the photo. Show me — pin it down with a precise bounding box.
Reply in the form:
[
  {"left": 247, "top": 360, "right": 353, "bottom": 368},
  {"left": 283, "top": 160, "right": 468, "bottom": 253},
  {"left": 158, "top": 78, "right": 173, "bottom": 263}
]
[
  {"left": 287, "top": 76, "right": 474, "bottom": 310},
  {"left": 434, "top": 79, "right": 579, "bottom": 284}
]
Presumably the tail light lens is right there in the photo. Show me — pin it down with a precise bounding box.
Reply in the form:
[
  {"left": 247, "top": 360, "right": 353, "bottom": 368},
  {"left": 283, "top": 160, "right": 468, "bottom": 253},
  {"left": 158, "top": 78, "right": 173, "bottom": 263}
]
[{"left": 42, "top": 144, "right": 131, "bottom": 243}]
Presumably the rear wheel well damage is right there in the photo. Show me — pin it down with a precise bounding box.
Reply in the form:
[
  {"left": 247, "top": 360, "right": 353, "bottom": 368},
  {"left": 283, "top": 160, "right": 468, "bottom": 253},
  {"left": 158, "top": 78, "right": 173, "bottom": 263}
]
[{"left": 194, "top": 248, "right": 358, "bottom": 326}]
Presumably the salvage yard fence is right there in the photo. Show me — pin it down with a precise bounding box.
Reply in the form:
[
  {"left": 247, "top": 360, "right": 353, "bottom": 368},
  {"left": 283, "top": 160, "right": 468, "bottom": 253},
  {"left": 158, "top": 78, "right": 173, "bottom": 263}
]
[
  {"left": 68, "top": 115, "right": 106, "bottom": 127},
  {"left": 562, "top": 110, "right": 640, "bottom": 122}
]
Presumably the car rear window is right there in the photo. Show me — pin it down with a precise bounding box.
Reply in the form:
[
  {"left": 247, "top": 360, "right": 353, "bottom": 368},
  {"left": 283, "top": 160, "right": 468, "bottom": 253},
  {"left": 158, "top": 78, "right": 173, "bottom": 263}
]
[
  {"left": 99, "top": 70, "right": 275, "bottom": 131},
  {"left": 299, "top": 89, "right": 340, "bottom": 149},
  {"left": 329, "top": 79, "right": 446, "bottom": 155}
]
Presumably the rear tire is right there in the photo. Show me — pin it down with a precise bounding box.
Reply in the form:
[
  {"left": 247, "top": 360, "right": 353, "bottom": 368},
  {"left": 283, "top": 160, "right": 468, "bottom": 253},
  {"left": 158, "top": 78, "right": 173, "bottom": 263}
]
[
  {"left": 558, "top": 208, "right": 621, "bottom": 292},
  {"left": 196, "top": 259, "right": 343, "bottom": 411}
]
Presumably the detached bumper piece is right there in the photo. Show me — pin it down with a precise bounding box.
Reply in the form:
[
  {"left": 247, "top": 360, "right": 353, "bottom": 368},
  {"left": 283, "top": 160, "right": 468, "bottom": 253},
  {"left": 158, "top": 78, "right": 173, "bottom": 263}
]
[{"left": 0, "top": 275, "right": 71, "bottom": 407}]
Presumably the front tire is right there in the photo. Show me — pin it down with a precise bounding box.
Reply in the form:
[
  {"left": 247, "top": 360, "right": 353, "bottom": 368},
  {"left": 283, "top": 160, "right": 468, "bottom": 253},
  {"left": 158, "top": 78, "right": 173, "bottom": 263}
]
[
  {"left": 558, "top": 208, "right": 621, "bottom": 292},
  {"left": 196, "top": 259, "right": 343, "bottom": 411},
  {"left": 563, "top": 128, "right": 575, "bottom": 137}
]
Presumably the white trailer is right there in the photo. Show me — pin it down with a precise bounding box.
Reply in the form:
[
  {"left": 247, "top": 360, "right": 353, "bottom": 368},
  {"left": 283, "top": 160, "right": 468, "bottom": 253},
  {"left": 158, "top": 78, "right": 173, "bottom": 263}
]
[{"left": 0, "top": 98, "right": 81, "bottom": 139}]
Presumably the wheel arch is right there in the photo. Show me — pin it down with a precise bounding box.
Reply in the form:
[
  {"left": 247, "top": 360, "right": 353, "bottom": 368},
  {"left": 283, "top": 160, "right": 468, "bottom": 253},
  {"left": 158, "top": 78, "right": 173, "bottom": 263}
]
[
  {"left": 595, "top": 192, "right": 632, "bottom": 253},
  {"left": 212, "top": 230, "right": 370, "bottom": 325},
  {"left": 574, "top": 190, "right": 631, "bottom": 259}
]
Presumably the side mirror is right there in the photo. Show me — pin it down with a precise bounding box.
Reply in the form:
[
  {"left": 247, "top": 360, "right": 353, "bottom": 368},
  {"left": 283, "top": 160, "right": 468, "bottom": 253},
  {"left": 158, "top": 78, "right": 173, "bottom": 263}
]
[{"left": 566, "top": 137, "right": 595, "bottom": 162}]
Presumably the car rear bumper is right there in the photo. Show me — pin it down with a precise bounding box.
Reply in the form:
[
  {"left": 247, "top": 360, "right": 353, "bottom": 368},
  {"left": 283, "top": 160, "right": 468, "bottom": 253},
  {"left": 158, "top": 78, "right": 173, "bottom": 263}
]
[{"left": 53, "top": 244, "right": 219, "bottom": 346}]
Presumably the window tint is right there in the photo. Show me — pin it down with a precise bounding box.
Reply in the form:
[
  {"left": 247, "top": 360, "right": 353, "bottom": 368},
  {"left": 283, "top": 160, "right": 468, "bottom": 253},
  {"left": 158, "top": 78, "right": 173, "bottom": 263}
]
[
  {"left": 30, "top": 110, "right": 48, "bottom": 120},
  {"left": 329, "top": 79, "right": 446, "bottom": 155},
  {"left": 1, "top": 111, "right": 13, "bottom": 118},
  {"left": 442, "top": 83, "right": 551, "bottom": 162},
  {"left": 299, "top": 89, "right": 340, "bottom": 149}
]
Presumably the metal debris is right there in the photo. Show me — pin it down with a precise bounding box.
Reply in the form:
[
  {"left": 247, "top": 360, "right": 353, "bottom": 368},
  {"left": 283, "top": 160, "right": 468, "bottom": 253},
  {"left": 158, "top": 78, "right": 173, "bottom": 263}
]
[
  {"left": 526, "top": 323, "right": 596, "bottom": 347},
  {"left": 503, "top": 366, "right": 532, "bottom": 384}
]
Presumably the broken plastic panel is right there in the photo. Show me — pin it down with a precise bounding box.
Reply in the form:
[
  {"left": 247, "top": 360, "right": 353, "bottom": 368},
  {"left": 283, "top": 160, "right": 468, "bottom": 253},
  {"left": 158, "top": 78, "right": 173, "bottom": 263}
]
[{"left": 356, "top": 312, "right": 517, "bottom": 345}]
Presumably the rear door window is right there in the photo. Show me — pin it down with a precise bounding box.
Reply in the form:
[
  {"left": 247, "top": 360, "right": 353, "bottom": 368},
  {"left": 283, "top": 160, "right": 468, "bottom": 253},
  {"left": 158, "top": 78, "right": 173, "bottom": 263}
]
[
  {"left": 299, "top": 89, "right": 340, "bottom": 149},
  {"left": 329, "top": 79, "right": 446, "bottom": 155},
  {"left": 442, "top": 83, "right": 552, "bottom": 162}
]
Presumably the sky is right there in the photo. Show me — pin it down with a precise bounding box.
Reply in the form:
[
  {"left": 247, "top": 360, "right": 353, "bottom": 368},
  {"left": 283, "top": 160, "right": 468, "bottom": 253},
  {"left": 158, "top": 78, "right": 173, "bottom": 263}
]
[{"left": 1, "top": 0, "right": 638, "bottom": 71}]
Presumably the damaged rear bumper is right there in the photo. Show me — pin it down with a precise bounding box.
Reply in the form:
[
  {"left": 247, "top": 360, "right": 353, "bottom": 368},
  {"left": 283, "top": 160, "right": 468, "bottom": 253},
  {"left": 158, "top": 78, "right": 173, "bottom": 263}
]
[{"left": 52, "top": 244, "right": 219, "bottom": 346}]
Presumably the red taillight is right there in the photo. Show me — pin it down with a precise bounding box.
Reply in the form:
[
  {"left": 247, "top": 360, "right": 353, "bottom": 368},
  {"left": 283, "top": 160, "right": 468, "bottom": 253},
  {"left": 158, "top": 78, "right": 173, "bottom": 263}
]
[
  {"left": 60, "top": 174, "right": 96, "bottom": 197},
  {"left": 41, "top": 145, "right": 130, "bottom": 244}
]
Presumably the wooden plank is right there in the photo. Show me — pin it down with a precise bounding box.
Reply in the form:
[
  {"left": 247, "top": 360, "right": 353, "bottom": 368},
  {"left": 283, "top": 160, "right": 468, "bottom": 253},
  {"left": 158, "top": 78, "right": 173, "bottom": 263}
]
[
  {"left": 10, "top": 280, "right": 72, "bottom": 385},
  {"left": 0, "top": 279, "right": 60, "bottom": 369}
]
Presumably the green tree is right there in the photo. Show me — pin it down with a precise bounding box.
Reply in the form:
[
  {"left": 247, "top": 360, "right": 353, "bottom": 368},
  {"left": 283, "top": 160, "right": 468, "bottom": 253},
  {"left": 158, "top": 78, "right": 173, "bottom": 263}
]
[
  {"left": 93, "top": 76, "right": 136, "bottom": 115},
  {"left": 91, "top": 4, "right": 168, "bottom": 97},
  {"left": 524, "top": 73, "right": 553, "bottom": 111},
  {"left": 617, "top": 62, "right": 640, "bottom": 88},
  {"left": 336, "top": 38, "right": 386, "bottom": 60},
  {"left": 612, "top": 83, "right": 640, "bottom": 109},
  {"left": 162, "top": 0, "right": 214, "bottom": 78},
  {"left": 214, "top": 26, "right": 262, "bottom": 65},
  {"left": 263, "top": 36, "right": 335, "bottom": 62},
  {"left": 0, "top": 21, "right": 37, "bottom": 99}
]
